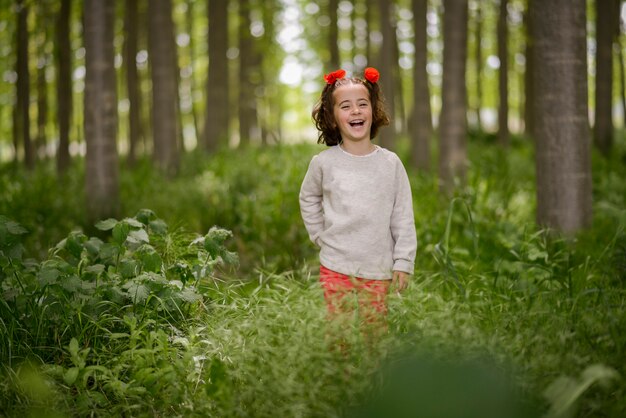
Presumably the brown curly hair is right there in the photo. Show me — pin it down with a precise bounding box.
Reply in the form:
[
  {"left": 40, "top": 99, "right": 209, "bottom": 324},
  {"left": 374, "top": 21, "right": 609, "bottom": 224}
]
[{"left": 312, "top": 77, "right": 391, "bottom": 146}]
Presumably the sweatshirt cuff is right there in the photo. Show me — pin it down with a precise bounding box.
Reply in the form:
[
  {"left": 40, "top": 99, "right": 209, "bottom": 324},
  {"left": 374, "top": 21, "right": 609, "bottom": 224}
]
[{"left": 393, "top": 259, "right": 414, "bottom": 274}]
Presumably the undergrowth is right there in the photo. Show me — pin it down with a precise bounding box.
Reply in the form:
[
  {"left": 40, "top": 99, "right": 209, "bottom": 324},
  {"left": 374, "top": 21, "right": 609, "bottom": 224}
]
[{"left": 0, "top": 135, "right": 625, "bottom": 416}]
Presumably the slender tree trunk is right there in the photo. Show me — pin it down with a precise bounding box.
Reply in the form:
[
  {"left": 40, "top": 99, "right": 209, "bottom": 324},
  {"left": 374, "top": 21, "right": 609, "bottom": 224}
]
[
  {"left": 148, "top": 0, "right": 180, "bottom": 175},
  {"left": 439, "top": 0, "right": 468, "bottom": 194},
  {"left": 16, "top": 0, "right": 34, "bottom": 169},
  {"left": 377, "top": 0, "right": 395, "bottom": 150},
  {"left": 365, "top": 0, "right": 373, "bottom": 65},
  {"left": 238, "top": 0, "right": 258, "bottom": 146},
  {"left": 36, "top": 2, "right": 49, "bottom": 159},
  {"left": 474, "top": 2, "right": 483, "bottom": 131},
  {"left": 124, "top": 0, "right": 141, "bottom": 165},
  {"left": 594, "top": 0, "right": 616, "bottom": 156},
  {"left": 56, "top": 0, "right": 72, "bottom": 173},
  {"left": 618, "top": 16, "right": 626, "bottom": 128},
  {"left": 329, "top": 0, "right": 340, "bottom": 69},
  {"left": 410, "top": 0, "right": 432, "bottom": 172},
  {"left": 205, "top": 0, "right": 230, "bottom": 150},
  {"left": 84, "top": 0, "right": 120, "bottom": 222},
  {"left": 523, "top": 0, "right": 534, "bottom": 138},
  {"left": 497, "top": 0, "right": 509, "bottom": 146},
  {"left": 532, "top": 0, "right": 592, "bottom": 233},
  {"left": 392, "top": 21, "right": 406, "bottom": 136},
  {"left": 185, "top": 0, "right": 201, "bottom": 144}
]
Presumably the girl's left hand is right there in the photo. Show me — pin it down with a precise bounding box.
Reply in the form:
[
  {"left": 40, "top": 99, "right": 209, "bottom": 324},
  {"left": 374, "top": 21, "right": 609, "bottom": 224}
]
[{"left": 391, "top": 271, "right": 409, "bottom": 293}]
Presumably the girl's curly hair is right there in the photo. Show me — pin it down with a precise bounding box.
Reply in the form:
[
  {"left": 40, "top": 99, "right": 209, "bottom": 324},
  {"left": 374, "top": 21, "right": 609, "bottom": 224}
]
[{"left": 312, "top": 77, "right": 391, "bottom": 146}]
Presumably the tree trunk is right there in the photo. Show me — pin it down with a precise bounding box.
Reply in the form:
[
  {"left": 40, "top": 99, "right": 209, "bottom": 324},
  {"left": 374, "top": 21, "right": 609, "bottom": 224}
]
[
  {"left": 594, "top": 0, "right": 616, "bottom": 156},
  {"left": 523, "top": 0, "right": 534, "bottom": 138},
  {"left": 410, "top": 0, "right": 432, "bottom": 172},
  {"left": 439, "top": 0, "right": 468, "bottom": 195},
  {"left": 532, "top": 0, "right": 592, "bottom": 233},
  {"left": 16, "top": 0, "right": 34, "bottom": 169},
  {"left": 36, "top": 2, "right": 49, "bottom": 159},
  {"left": 618, "top": 16, "right": 626, "bottom": 128},
  {"left": 497, "top": 0, "right": 509, "bottom": 146},
  {"left": 56, "top": 0, "right": 72, "bottom": 173},
  {"left": 377, "top": 0, "right": 395, "bottom": 150},
  {"left": 148, "top": 0, "right": 180, "bottom": 175},
  {"left": 124, "top": 0, "right": 141, "bottom": 165},
  {"left": 365, "top": 0, "right": 373, "bottom": 65},
  {"left": 238, "top": 0, "right": 258, "bottom": 146},
  {"left": 185, "top": 0, "right": 201, "bottom": 145},
  {"left": 84, "top": 0, "right": 120, "bottom": 222},
  {"left": 474, "top": 1, "right": 483, "bottom": 131},
  {"left": 205, "top": 0, "right": 230, "bottom": 150},
  {"left": 329, "top": 0, "right": 340, "bottom": 69}
]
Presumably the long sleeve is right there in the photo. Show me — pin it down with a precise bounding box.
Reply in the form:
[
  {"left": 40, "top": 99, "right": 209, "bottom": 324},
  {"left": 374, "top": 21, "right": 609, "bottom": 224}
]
[
  {"left": 390, "top": 161, "right": 417, "bottom": 274},
  {"left": 299, "top": 156, "right": 324, "bottom": 246}
]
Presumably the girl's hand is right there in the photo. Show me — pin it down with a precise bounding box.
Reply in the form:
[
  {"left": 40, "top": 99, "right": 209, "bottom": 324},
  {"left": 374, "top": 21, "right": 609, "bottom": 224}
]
[{"left": 391, "top": 271, "right": 409, "bottom": 293}]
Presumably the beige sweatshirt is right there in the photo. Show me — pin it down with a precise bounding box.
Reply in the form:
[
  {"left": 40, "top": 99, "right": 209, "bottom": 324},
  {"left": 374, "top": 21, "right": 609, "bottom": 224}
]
[{"left": 299, "top": 145, "right": 417, "bottom": 280}]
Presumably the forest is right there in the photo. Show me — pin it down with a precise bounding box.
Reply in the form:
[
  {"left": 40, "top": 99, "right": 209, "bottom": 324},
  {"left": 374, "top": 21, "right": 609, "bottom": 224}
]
[{"left": 1, "top": 0, "right": 625, "bottom": 416}]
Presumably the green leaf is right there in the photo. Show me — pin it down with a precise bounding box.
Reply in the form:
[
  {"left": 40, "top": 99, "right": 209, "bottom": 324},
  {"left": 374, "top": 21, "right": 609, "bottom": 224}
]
[
  {"left": 119, "top": 259, "right": 139, "bottom": 279},
  {"left": 83, "top": 237, "right": 103, "bottom": 257},
  {"left": 95, "top": 218, "right": 118, "bottom": 231},
  {"left": 135, "top": 209, "right": 156, "bottom": 225},
  {"left": 5, "top": 220, "right": 27, "bottom": 235},
  {"left": 138, "top": 247, "right": 162, "bottom": 273},
  {"left": 123, "top": 218, "right": 144, "bottom": 229},
  {"left": 63, "top": 367, "right": 80, "bottom": 386},
  {"left": 178, "top": 287, "right": 202, "bottom": 303},
  {"left": 124, "top": 282, "right": 150, "bottom": 303},
  {"left": 149, "top": 219, "right": 168, "bottom": 235},
  {"left": 127, "top": 229, "right": 149, "bottom": 245},
  {"left": 84, "top": 264, "right": 105, "bottom": 275},
  {"left": 112, "top": 222, "right": 130, "bottom": 244},
  {"left": 39, "top": 267, "right": 60, "bottom": 284},
  {"left": 68, "top": 338, "right": 79, "bottom": 357}
]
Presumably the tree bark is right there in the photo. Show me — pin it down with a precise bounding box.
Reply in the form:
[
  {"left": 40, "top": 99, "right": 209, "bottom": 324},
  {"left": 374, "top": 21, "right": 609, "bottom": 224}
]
[
  {"left": 497, "top": 0, "right": 509, "bottom": 146},
  {"left": 84, "top": 0, "right": 120, "bottom": 222},
  {"left": 329, "top": 0, "right": 340, "bottom": 69},
  {"left": 410, "top": 0, "right": 432, "bottom": 172},
  {"left": 618, "top": 15, "right": 626, "bottom": 128},
  {"left": 377, "top": 0, "right": 395, "bottom": 150},
  {"left": 16, "top": 0, "right": 34, "bottom": 169},
  {"left": 205, "top": 0, "right": 230, "bottom": 150},
  {"left": 474, "top": 1, "right": 483, "bottom": 131},
  {"left": 439, "top": 0, "right": 468, "bottom": 194},
  {"left": 238, "top": 0, "right": 258, "bottom": 146},
  {"left": 523, "top": 0, "right": 534, "bottom": 138},
  {"left": 36, "top": 1, "right": 49, "bottom": 159},
  {"left": 124, "top": 0, "right": 141, "bottom": 165},
  {"left": 56, "top": 0, "right": 72, "bottom": 173},
  {"left": 148, "top": 0, "right": 180, "bottom": 175},
  {"left": 185, "top": 0, "right": 201, "bottom": 144},
  {"left": 594, "top": 0, "right": 616, "bottom": 156},
  {"left": 532, "top": 0, "right": 592, "bottom": 233}
]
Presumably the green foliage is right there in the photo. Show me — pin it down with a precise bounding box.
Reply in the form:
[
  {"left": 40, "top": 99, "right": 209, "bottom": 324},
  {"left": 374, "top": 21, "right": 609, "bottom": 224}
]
[
  {"left": 0, "top": 210, "right": 237, "bottom": 364},
  {"left": 1, "top": 136, "right": 625, "bottom": 416}
]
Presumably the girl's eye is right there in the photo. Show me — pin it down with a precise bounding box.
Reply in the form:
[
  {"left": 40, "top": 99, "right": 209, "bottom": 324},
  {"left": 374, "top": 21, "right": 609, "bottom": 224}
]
[
  {"left": 341, "top": 106, "right": 350, "bottom": 110},
  {"left": 359, "top": 103, "right": 368, "bottom": 107}
]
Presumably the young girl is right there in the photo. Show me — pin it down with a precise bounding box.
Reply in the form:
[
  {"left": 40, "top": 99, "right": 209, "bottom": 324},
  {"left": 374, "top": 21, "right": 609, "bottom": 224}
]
[{"left": 299, "top": 67, "right": 417, "bottom": 323}]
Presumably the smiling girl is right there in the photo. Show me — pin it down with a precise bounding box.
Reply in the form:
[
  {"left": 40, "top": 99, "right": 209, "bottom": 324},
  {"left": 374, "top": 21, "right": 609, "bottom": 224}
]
[{"left": 299, "top": 68, "right": 417, "bottom": 325}]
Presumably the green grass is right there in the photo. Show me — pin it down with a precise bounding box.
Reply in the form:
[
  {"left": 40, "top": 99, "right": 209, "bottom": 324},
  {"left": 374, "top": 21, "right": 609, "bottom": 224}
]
[{"left": 1, "top": 135, "right": 625, "bottom": 416}]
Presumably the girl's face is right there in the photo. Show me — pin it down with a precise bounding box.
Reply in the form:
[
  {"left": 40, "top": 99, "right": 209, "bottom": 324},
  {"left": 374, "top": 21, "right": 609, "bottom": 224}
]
[{"left": 332, "top": 83, "right": 373, "bottom": 144}]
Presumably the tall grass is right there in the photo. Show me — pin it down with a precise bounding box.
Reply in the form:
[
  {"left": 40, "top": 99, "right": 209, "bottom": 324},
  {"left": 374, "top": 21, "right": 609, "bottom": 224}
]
[{"left": 1, "top": 134, "right": 625, "bottom": 416}]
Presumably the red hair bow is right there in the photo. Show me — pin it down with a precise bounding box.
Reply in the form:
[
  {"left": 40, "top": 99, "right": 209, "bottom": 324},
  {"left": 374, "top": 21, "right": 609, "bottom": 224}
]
[
  {"left": 364, "top": 67, "right": 380, "bottom": 83},
  {"left": 324, "top": 69, "right": 346, "bottom": 84}
]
